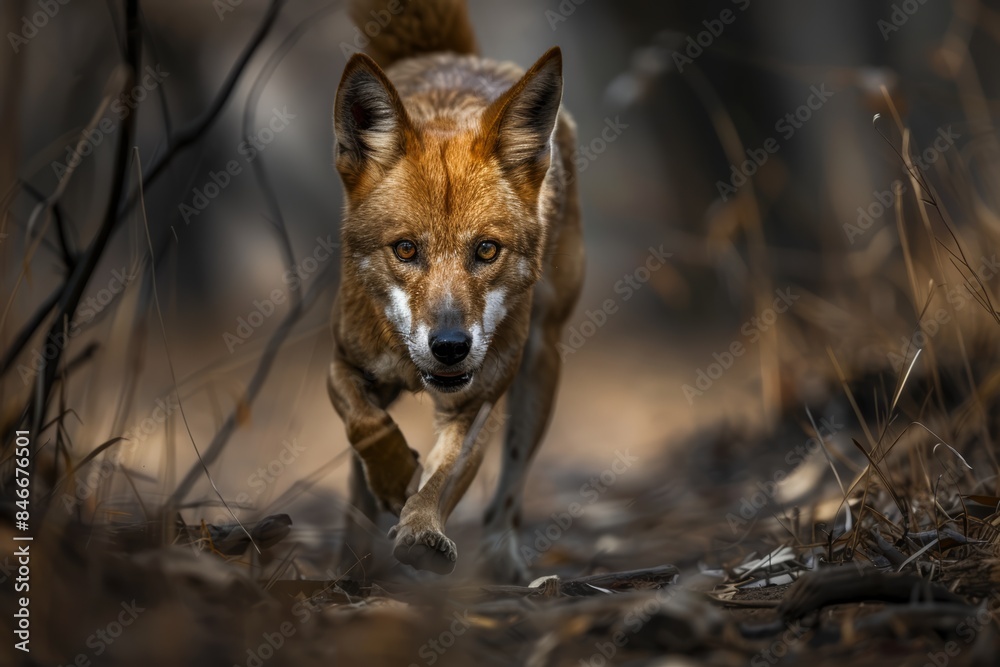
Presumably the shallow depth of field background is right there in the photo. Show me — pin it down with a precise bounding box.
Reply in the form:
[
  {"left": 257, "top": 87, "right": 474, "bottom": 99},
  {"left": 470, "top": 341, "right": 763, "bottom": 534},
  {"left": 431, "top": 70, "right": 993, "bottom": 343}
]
[
  {"left": 4, "top": 2, "right": 1000, "bottom": 661},
  {"left": 7, "top": 0, "right": 985, "bottom": 523}
]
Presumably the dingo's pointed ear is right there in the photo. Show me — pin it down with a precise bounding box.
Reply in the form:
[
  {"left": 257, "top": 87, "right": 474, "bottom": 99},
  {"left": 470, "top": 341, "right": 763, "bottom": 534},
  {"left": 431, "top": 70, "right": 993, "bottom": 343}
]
[
  {"left": 334, "top": 53, "right": 412, "bottom": 188},
  {"left": 480, "top": 47, "right": 563, "bottom": 191}
]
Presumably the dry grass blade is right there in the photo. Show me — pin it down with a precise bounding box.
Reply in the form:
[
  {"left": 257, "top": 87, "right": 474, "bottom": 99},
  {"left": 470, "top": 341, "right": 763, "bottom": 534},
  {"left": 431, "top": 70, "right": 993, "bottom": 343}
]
[
  {"left": 891, "top": 349, "right": 921, "bottom": 417},
  {"left": 827, "top": 346, "right": 876, "bottom": 450},
  {"left": 132, "top": 147, "right": 260, "bottom": 554},
  {"left": 932, "top": 442, "right": 973, "bottom": 472},
  {"left": 897, "top": 538, "right": 938, "bottom": 572},
  {"left": 805, "top": 405, "right": 846, "bottom": 499},
  {"left": 850, "top": 437, "right": 910, "bottom": 534},
  {"left": 46, "top": 437, "right": 124, "bottom": 501},
  {"left": 0, "top": 68, "right": 126, "bottom": 330},
  {"left": 166, "top": 257, "right": 336, "bottom": 506}
]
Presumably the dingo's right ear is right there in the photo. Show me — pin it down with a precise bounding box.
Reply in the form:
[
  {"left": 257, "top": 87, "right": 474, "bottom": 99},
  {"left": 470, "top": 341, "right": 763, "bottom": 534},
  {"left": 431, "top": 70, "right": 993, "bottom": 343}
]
[{"left": 334, "top": 54, "right": 413, "bottom": 189}]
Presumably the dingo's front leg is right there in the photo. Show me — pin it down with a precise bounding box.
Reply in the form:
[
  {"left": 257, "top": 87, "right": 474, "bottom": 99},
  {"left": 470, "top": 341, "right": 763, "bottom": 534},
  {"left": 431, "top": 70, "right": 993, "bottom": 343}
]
[
  {"left": 390, "top": 404, "right": 492, "bottom": 574},
  {"left": 328, "top": 355, "right": 421, "bottom": 516}
]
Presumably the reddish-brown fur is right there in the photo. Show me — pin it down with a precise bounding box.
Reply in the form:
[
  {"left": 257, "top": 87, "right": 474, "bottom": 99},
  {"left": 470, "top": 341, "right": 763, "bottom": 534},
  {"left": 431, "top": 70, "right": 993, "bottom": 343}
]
[{"left": 329, "top": 0, "right": 583, "bottom": 580}]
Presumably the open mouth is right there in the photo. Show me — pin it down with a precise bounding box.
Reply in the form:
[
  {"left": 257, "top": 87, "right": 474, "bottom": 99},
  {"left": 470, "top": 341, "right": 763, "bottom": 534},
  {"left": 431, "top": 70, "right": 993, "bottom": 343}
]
[{"left": 420, "top": 369, "right": 473, "bottom": 392}]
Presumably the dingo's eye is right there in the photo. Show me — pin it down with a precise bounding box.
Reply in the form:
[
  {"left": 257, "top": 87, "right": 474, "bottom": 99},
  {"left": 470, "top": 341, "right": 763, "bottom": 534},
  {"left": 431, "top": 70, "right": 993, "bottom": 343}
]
[
  {"left": 393, "top": 240, "right": 417, "bottom": 262},
  {"left": 476, "top": 241, "right": 500, "bottom": 263}
]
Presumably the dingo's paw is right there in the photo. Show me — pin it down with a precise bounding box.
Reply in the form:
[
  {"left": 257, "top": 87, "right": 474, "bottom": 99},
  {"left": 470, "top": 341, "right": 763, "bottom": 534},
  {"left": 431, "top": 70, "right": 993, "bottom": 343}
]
[{"left": 390, "top": 504, "right": 457, "bottom": 575}]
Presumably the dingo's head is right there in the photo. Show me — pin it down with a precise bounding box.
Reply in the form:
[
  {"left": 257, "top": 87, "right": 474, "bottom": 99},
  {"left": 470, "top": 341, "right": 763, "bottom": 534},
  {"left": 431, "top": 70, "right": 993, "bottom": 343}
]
[{"left": 334, "top": 48, "right": 563, "bottom": 393}]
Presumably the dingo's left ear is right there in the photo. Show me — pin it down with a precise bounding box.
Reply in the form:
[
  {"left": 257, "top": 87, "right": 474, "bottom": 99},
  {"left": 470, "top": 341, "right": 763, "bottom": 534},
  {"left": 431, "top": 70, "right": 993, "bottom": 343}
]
[
  {"left": 334, "top": 53, "right": 413, "bottom": 189},
  {"left": 480, "top": 47, "right": 563, "bottom": 190}
]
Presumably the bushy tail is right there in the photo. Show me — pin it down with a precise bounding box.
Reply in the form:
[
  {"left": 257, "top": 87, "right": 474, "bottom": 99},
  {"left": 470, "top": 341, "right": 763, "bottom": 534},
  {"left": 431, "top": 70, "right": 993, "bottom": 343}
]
[{"left": 348, "top": 0, "right": 477, "bottom": 68}]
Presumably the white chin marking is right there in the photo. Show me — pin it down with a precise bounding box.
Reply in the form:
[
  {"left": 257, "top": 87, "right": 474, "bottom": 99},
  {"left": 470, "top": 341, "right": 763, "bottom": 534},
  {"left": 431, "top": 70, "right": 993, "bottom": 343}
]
[
  {"left": 483, "top": 288, "right": 508, "bottom": 335},
  {"left": 385, "top": 286, "right": 412, "bottom": 336}
]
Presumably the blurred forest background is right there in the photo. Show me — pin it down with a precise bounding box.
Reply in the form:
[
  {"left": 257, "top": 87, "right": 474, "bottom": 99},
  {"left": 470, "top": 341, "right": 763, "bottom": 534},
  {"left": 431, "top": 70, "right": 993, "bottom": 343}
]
[{"left": 4, "top": 0, "right": 1000, "bottom": 665}]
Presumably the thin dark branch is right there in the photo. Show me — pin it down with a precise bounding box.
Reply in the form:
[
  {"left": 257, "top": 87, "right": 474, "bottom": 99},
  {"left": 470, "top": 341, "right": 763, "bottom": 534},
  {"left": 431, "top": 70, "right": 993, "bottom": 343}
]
[
  {"left": 5, "top": 1, "right": 286, "bottom": 427},
  {"left": 242, "top": 1, "right": 341, "bottom": 288},
  {"left": 0, "top": 287, "right": 60, "bottom": 376},
  {"left": 25, "top": 0, "right": 141, "bottom": 434},
  {"left": 134, "top": 0, "right": 286, "bottom": 198},
  {"left": 18, "top": 180, "right": 75, "bottom": 269},
  {"left": 139, "top": 5, "right": 173, "bottom": 140},
  {"left": 168, "top": 261, "right": 336, "bottom": 505}
]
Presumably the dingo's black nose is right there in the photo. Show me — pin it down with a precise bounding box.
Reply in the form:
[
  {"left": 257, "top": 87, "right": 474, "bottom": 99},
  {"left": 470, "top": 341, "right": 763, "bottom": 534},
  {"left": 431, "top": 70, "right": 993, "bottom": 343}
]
[{"left": 430, "top": 330, "right": 471, "bottom": 366}]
